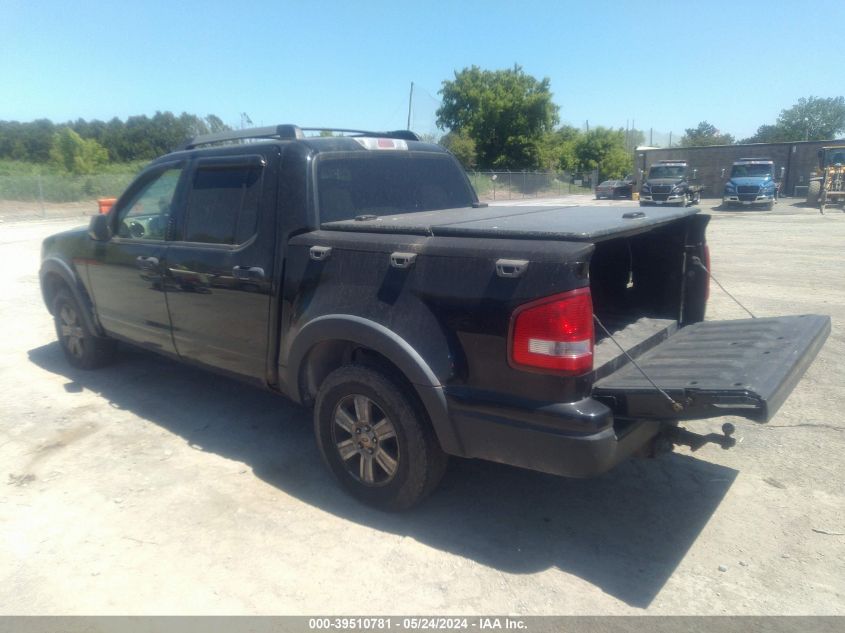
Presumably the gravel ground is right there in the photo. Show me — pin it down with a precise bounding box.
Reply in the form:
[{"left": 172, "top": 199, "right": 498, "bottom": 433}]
[{"left": 0, "top": 197, "right": 843, "bottom": 615}]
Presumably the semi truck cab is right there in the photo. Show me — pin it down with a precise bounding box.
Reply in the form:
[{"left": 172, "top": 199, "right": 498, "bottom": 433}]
[
  {"left": 722, "top": 158, "right": 783, "bottom": 209},
  {"left": 639, "top": 160, "right": 702, "bottom": 207}
]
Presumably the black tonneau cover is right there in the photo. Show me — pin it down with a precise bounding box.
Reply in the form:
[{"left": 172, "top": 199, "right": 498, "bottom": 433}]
[{"left": 321, "top": 205, "right": 699, "bottom": 242}]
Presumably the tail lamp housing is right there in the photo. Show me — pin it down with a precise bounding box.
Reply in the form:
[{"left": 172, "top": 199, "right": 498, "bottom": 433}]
[{"left": 509, "top": 287, "right": 594, "bottom": 375}]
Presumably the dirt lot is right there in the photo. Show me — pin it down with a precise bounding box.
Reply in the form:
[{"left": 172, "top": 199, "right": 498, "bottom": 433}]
[{"left": 0, "top": 197, "right": 843, "bottom": 615}]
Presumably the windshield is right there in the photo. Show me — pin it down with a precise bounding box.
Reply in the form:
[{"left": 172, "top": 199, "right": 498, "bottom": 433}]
[
  {"left": 824, "top": 150, "right": 845, "bottom": 166},
  {"left": 648, "top": 165, "right": 685, "bottom": 179},
  {"left": 598, "top": 180, "right": 616, "bottom": 187},
  {"left": 731, "top": 164, "right": 773, "bottom": 178},
  {"left": 316, "top": 153, "right": 474, "bottom": 222}
]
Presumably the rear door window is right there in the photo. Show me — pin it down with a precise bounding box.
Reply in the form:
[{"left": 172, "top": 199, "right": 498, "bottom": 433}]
[{"left": 183, "top": 157, "right": 264, "bottom": 245}]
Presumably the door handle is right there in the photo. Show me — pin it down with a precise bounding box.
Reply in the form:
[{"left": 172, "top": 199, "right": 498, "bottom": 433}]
[
  {"left": 232, "top": 266, "right": 265, "bottom": 280},
  {"left": 135, "top": 256, "right": 160, "bottom": 268}
]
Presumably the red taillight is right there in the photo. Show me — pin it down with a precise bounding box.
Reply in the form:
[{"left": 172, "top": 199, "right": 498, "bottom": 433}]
[{"left": 509, "top": 287, "right": 594, "bottom": 374}]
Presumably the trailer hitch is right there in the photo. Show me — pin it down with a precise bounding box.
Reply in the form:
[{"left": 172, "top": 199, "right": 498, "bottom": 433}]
[{"left": 664, "top": 422, "right": 736, "bottom": 451}]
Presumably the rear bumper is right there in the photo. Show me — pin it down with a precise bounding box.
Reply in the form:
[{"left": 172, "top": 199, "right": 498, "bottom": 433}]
[
  {"left": 440, "top": 314, "right": 829, "bottom": 477},
  {"left": 444, "top": 393, "right": 660, "bottom": 477}
]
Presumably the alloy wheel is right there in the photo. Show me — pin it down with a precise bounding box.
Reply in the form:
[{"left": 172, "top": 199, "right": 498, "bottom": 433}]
[
  {"left": 331, "top": 394, "right": 400, "bottom": 486},
  {"left": 59, "top": 303, "right": 85, "bottom": 359}
]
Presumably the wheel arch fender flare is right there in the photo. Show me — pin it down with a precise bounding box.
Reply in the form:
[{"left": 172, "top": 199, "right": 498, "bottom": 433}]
[
  {"left": 39, "top": 257, "right": 102, "bottom": 336},
  {"left": 283, "top": 315, "right": 463, "bottom": 455}
]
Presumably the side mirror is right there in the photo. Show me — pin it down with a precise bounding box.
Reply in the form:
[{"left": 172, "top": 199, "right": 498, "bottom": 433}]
[
  {"left": 88, "top": 214, "right": 112, "bottom": 241},
  {"left": 720, "top": 168, "right": 726, "bottom": 178}
]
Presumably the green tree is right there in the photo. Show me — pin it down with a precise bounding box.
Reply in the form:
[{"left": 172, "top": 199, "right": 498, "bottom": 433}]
[
  {"left": 436, "top": 65, "right": 559, "bottom": 169},
  {"left": 49, "top": 127, "right": 108, "bottom": 174},
  {"left": 741, "top": 124, "right": 790, "bottom": 144},
  {"left": 204, "top": 114, "right": 228, "bottom": 134},
  {"left": 440, "top": 129, "right": 477, "bottom": 169},
  {"left": 573, "top": 127, "right": 631, "bottom": 179},
  {"left": 680, "top": 121, "right": 734, "bottom": 147},
  {"left": 538, "top": 125, "right": 580, "bottom": 171},
  {"left": 0, "top": 112, "right": 232, "bottom": 163},
  {"left": 0, "top": 119, "right": 55, "bottom": 161},
  {"left": 775, "top": 96, "right": 845, "bottom": 141}
]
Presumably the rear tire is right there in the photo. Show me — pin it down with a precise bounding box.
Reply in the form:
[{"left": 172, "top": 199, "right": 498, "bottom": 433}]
[
  {"left": 52, "top": 289, "right": 115, "bottom": 369},
  {"left": 314, "top": 365, "right": 448, "bottom": 511}
]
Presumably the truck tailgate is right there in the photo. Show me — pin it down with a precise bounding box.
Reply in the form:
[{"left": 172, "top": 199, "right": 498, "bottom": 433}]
[{"left": 592, "top": 315, "right": 830, "bottom": 422}]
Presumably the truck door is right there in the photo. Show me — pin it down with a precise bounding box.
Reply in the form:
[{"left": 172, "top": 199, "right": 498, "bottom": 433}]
[
  {"left": 87, "top": 162, "right": 186, "bottom": 354},
  {"left": 164, "top": 152, "right": 278, "bottom": 384}
]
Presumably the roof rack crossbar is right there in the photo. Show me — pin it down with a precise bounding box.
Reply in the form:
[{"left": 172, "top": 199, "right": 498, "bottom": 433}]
[
  {"left": 182, "top": 125, "right": 303, "bottom": 149},
  {"left": 183, "top": 125, "right": 420, "bottom": 149}
]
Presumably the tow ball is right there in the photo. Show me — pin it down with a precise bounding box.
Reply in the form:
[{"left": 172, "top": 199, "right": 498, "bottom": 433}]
[{"left": 664, "top": 422, "right": 737, "bottom": 451}]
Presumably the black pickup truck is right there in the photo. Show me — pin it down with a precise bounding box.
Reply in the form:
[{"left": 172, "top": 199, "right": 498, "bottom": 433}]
[{"left": 39, "top": 125, "right": 830, "bottom": 510}]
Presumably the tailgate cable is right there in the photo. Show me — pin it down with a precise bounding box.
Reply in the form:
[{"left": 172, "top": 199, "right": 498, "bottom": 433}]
[
  {"left": 690, "top": 256, "right": 756, "bottom": 319},
  {"left": 593, "top": 314, "right": 684, "bottom": 413}
]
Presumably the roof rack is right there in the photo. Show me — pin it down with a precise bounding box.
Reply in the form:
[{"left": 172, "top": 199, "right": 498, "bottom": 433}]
[{"left": 182, "top": 125, "right": 420, "bottom": 150}]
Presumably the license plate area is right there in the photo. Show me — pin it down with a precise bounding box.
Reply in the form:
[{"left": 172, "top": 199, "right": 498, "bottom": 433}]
[{"left": 592, "top": 315, "right": 829, "bottom": 422}]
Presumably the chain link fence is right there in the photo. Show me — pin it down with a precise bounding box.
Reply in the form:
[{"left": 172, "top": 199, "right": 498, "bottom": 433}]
[{"left": 467, "top": 170, "right": 599, "bottom": 202}]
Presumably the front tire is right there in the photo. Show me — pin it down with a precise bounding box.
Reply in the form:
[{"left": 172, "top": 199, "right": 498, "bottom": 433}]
[
  {"left": 52, "top": 289, "right": 115, "bottom": 369},
  {"left": 314, "top": 365, "right": 447, "bottom": 511},
  {"left": 807, "top": 180, "right": 821, "bottom": 207}
]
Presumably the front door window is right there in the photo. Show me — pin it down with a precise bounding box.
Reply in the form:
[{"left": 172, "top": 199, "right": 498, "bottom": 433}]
[{"left": 116, "top": 168, "right": 182, "bottom": 240}]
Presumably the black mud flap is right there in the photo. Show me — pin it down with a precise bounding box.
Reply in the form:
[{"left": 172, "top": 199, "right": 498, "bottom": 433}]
[{"left": 592, "top": 315, "right": 830, "bottom": 422}]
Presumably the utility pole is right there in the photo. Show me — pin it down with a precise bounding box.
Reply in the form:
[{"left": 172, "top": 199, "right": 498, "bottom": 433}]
[
  {"left": 669, "top": 131, "right": 672, "bottom": 147},
  {"left": 649, "top": 127, "right": 653, "bottom": 145},
  {"left": 407, "top": 82, "right": 414, "bottom": 130}
]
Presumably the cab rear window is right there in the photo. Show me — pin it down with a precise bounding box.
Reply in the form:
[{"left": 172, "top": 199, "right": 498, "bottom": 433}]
[{"left": 316, "top": 153, "right": 474, "bottom": 222}]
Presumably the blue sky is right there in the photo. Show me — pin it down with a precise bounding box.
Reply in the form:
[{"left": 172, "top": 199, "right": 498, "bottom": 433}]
[{"left": 3, "top": 0, "right": 843, "bottom": 142}]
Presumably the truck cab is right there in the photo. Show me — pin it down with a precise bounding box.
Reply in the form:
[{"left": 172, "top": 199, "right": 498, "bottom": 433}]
[
  {"left": 639, "top": 160, "right": 701, "bottom": 207},
  {"left": 722, "top": 158, "right": 781, "bottom": 209}
]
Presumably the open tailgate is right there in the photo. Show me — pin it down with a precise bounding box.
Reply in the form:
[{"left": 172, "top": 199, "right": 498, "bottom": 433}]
[{"left": 593, "top": 315, "right": 830, "bottom": 422}]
